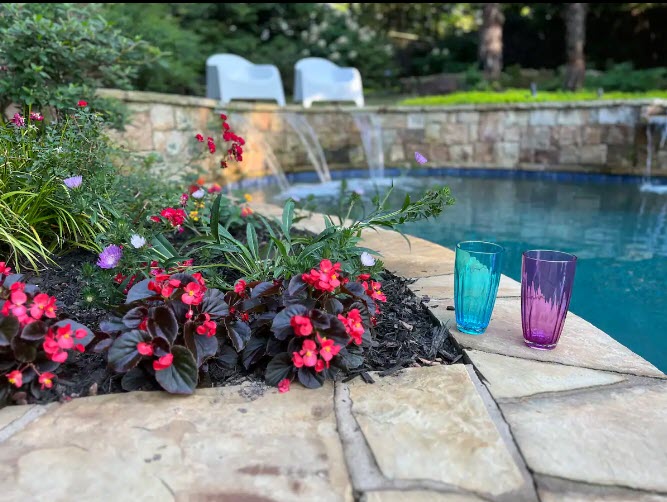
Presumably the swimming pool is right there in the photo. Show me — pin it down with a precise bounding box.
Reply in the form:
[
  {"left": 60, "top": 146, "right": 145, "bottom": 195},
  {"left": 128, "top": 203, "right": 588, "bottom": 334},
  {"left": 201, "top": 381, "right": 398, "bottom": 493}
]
[{"left": 250, "top": 171, "right": 667, "bottom": 372}]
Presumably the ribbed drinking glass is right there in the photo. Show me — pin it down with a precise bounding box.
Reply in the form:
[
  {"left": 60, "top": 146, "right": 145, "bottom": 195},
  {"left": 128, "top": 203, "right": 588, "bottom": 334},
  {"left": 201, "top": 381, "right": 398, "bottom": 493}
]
[
  {"left": 454, "top": 241, "right": 504, "bottom": 335},
  {"left": 521, "top": 250, "right": 577, "bottom": 350}
]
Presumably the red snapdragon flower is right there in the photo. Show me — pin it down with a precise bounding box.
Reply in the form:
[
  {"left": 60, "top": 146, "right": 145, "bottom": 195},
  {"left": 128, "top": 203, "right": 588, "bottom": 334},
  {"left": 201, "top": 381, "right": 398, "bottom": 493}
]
[
  {"left": 0, "top": 261, "right": 11, "bottom": 275},
  {"left": 207, "top": 137, "right": 216, "bottom": 154},
  {"left": 195, "top": 134, "right": 204, "bottom": 142},
  {"left": 302, "top": 259, "right": 342, "bottom": 293},
  {"left": 338, "top": 309, "right": 365, "bottom": 345},
  {"left": 317, "top": 334, "right": 341, "bottom": 364},
  {"left": 277, "top": 378, "right": 290, "bottom": 393},
  {"left": 137, "top": 342, "right": 154, "bottom": 356},
  {"left": 208, "top": 183, "right": 222, "bottom": 194},
  {"left": 220, "top": 113, "right": 227, "bottom": 120},
  {"left": 292, "top": 339, "right": 318, "bottom": 368},
  {"left": 357, "top": 273, "right": 371, "bottom": 281},
  {"left": 38, "top": 372, "right": 55, "bottom": 390},
  {"left": 6, "top": 370, "right": 22, "bottom": 388},
  {"left": 290, "top": 315, "right": 313, "bottom": 337},
  {"left": 234, "top": 279, "right": 247, "bottom": 296},
  {"left": 77, "top": 100, "right": 88, "bottom": 107},
  {"left": 153, "top": 353, "right": 174, "bottom": 371}
]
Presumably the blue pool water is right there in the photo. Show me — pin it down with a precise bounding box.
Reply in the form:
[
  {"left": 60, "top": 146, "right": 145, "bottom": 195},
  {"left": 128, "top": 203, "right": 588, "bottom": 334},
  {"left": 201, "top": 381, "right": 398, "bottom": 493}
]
[{"left": 252, "top": 171, "right": 667, "bottom": 372}]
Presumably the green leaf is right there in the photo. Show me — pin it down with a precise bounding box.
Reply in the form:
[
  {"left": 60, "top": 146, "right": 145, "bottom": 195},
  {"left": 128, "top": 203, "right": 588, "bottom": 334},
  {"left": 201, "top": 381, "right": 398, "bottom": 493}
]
[
  {"left": 282, "top": 200, "right": 295, "bottom": 241},
  {"left": 147, "top": 306, "right": 178, "bottom": 345},
  {"left": 246, "top": 223, "right": 259, "bottom": 260},
  {"left": 108, "top": 329, "right": 151, "bottom": 372},
  {"left": 121, "top": 367, "right": 153, "bottom": 392},
  {"left": 0, "top": 315, "right": 20, "bottom": 347},
  {"left": 152, "top": 234, "right": 179, "bottom": 259},
  {"left": 154, "top": 346, "right": 198, "bottom": 395},
  {"left": 210, "top": 194, "right": 222, "bottom": 242},
  {"left": 265, "top": 353, "right": 294, "bottom": 386}
]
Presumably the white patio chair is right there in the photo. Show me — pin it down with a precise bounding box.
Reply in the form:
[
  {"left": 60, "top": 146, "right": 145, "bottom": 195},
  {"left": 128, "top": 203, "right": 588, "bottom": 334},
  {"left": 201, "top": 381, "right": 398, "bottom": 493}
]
[
  {"left": 294, "top": 57, "right": 364, "bottom": 108},
  {"left": 206, "top": 54, "right": 286, "bottom": 106}
]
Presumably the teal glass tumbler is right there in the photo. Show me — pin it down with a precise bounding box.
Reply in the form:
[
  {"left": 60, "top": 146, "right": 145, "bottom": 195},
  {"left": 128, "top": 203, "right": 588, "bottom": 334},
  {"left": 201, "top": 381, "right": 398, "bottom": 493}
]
[{"left": 454, "top": 241, "right": 504, "bottom": 335}]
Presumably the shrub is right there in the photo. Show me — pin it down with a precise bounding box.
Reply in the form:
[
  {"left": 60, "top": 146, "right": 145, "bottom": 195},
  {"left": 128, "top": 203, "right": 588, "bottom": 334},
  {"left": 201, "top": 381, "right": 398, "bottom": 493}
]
[
  {"left": 0, "top": 3, "right": 160, "bottom": 120},
  {"left": 0, "top": 264, "right": 94, "bottom": 407}
]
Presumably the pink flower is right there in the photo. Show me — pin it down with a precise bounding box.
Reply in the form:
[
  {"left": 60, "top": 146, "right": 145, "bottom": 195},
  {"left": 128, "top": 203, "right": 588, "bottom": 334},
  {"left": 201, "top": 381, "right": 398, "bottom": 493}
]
[
  {"left": 338, "top": 309, "right": 365, "bottom": 345},
  {"left": 208, "top": 183, "right": 222, "bottom": 194},
  {"left": 30, "top": 293, "right": 57, "bottom": 320},
  {"left": 11, "top": 113, "right": 25, "bottom": 127},
  {"left": 6, "top": 370, "right": 23, "bottom": 388},
  {"left": 317, "top": 334, "right": 341, "bottom": 363},
  {"left": 290, "top": 315, "right": 313, "bottom": 337},
  {"left": 137, "top": 342, "right": 153, "bottom": 356},
  {"left": 302, "top": 259, "right": 342, "bottom": 293},
  {"left": 29, "top": 112, "right": 44, "bottom": 121},
  {"left": 234, "top": 279, "right": 247, "bottom": 296},
  {"left": 278, "top": 378, "right": 290, "bottom": 393},
  {"left": 182, "top": 281, "right": 205, "bottom": 305},
  {"left": 77, "top": 100, "right": 88, "bottom": 107},
  {"left": 298, "top": 339, "right": 318, "bottom": 367},
  {"left": 153, "top": 353, "right": 173, "bottom": 371},
  {"left": 0, "top": 262, "right": 11, "bottom": 276},
  {"left": 195, "top": 133, "right": 204, "bottom": 142},
  {"left": 39, "top": 372, "right": 55, "bottom": 390},
  {"left": 207, "top": 137, "right": 216, "bottom": 154}
]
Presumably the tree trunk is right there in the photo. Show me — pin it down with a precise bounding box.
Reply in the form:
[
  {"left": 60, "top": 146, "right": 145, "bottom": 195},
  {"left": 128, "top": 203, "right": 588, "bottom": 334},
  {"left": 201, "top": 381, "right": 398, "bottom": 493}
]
[
  {"left": 479, "top": 3, "right": 504, "bottom": 80},
  {"left": 564, "top": 3, "right": 588, "bottom": 91}
]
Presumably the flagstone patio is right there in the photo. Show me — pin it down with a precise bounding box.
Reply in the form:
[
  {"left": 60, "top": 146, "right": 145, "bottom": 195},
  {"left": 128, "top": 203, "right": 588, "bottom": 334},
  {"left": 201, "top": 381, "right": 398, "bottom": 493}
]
[{"left": 0, "top": 203, "right": 665, "bottom": 501}]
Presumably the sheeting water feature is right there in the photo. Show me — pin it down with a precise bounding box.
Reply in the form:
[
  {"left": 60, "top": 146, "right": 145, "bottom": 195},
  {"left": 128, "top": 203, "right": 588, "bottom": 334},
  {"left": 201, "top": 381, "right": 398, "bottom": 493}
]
[{"left": 641, "top": 115, "right": 667, "bottom": 194}]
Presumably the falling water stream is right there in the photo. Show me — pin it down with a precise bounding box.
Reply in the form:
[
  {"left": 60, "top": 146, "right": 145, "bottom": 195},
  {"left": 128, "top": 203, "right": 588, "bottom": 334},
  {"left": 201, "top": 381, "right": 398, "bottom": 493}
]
[
  {"left": 283, "top": 113, "right": 331, "bottom": 183},
  {"left": 641, "top": 116, "right": 667, "bottom": 194},
  {"left": 352, "top": 112, "right": 385, "bottom": 180}
]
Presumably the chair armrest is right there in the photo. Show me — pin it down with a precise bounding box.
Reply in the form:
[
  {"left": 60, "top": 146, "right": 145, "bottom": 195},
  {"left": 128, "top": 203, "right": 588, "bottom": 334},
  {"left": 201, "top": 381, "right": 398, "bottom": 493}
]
[{"left": 248, "top": 64, "right": 280, "bottom": 79}]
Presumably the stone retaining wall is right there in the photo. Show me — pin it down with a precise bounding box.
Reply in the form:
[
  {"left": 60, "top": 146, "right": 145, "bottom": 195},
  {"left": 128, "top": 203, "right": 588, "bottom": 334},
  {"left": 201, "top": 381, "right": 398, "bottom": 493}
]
[{"left": 99, "top": 89, "right": 667, "bottom": 182}]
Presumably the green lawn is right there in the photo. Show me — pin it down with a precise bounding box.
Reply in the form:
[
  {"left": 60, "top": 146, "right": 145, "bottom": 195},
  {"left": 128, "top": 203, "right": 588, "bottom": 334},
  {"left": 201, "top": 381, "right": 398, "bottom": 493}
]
[{"left": 399, "top": 89, "right": 667, "bottom": 106}]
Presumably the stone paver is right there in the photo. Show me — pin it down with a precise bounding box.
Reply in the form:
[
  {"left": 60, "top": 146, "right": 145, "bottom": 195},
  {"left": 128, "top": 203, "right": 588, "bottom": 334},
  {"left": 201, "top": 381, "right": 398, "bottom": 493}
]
[
  {"left": 536, "top": 475, "right": 667, "bottom": 502},
  {"left": 411, "top": 274, "right": 521, "bottom": 301},
  {"left": 0, "top": 404, "right": 35, "bottom": 431},
  {"left": 365, "top": 491, "right": 478, "bottom": 502},
  {"left": 501, "top": 380, "right": 667, "bottom": 492},
  {"left": 466, "top": 350, "right": 626, "bottom": 399},
  {"left": 346, "top": 365, "right": 525, "bottom": 498},
  {"left": 360, "top": 233, "right": 456, "bottom": 278},
  {"left": 430, "top": 297, "right": 664, "bottom": 378},
  {"left": 0, "top": 383, "right": 352, "bottom": 502}
]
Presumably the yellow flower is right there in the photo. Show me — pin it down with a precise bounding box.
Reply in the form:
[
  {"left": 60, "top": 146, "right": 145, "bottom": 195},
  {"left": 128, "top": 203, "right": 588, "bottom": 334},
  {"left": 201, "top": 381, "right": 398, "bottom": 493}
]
[
  {"left": 244, "top": 193, "right": 253, "bottom": 202},
  {"left": 189, "top": 210, "right": 199, "bottom": 222}
]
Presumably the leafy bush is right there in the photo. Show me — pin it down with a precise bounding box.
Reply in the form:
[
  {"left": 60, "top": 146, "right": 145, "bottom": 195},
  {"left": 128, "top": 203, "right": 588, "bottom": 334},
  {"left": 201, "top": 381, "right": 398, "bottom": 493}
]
[
  {"left": 585, "top": 63, "right": 667, "bottom": 92},
  {"left": 0, "top": 104, "right": 119, "bottom": 269},
  {"left": 0, "top": 264, "right": 94, "bottom": 407},
  {"left": 0, "top": 3, "right": 160, "bottom": 119}
]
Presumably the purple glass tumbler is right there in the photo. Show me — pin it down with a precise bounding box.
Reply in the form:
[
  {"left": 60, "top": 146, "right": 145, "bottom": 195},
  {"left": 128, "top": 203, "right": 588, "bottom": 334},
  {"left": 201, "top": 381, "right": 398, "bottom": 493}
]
[{"left": 521, "top": 250, "right": 577, "bottom": 350}]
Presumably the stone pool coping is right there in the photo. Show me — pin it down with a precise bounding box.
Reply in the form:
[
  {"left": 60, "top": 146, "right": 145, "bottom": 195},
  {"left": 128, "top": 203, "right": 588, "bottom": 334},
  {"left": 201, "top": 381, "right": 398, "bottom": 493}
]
[{"left": 0, "top": 202, "right": 665, "bottom": 501}]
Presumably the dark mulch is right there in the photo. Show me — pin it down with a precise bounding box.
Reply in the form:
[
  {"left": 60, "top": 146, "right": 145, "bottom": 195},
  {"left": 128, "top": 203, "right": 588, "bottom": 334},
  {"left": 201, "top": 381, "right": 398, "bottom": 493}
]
[{"left": 12, "top": 235, "right": 462, "bottom": 405}]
